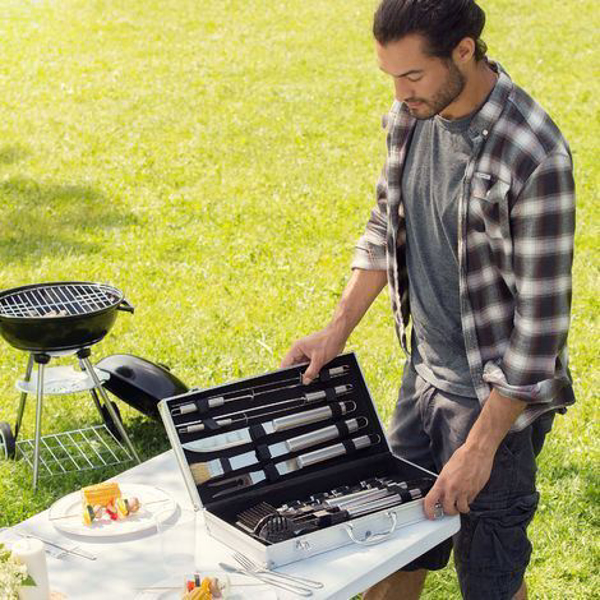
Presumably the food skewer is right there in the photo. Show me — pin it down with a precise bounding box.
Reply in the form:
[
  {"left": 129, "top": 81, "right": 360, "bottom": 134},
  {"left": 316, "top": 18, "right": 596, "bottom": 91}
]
[
  {"left": 48, "top": 498, "right": 173, "bottom": 521},
  {"left": 172, "top": 365, "right": 350, "bottom": 416},
  {"left": 190, "top": 416, "right": 368, "bottom": 484},
  {"left": 207, "top": 434, "right": 380, "bottom": 499},
  {"left": 178, "top": 384, "right": 353, "bottom": 435}
]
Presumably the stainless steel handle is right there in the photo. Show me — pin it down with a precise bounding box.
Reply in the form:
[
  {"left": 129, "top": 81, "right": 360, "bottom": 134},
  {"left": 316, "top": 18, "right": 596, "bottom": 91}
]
[
  {"left": 328, "top": 366, "right": 349, "bottom": 377},
  {"left": 296, "top": 434, "right": 372, "bottom": 469},
  {"left": 345, "top": 511, "right": 398, "bottom": 546},
  {"left": 353, "top": 434, "right": 375, "bottom": 450},
  {"left": 333, "top": 384, "right": 352, "bottom": 395},
  {"left": 328, "top": 488, "right": 391, "bottom": 510},
  {"left": 304, "top": 390, "right": 327, "bottom": 402},
  {"left": 304, "top": 384, "right": 352, "bottom": 403},
  {"left": 296, "top": 442, "right": 345, "bottom": 468},
  {"left": 178, "top": 395, "right": 224, "bottom": 415},
  {"left": 285, "top": 418, "right": 359, "bottom": 453},
  {"left": 272, "top": 405, "right": 332, "bottom": 432},
  {"left": 349, "top": 496, "right": 405, "bottom": 517},
  {"left": 208, "top": 396, "right": 225, "bottom": 408},
  {"left": 183, "top": 418, "right": 233, "bottom": 434}
]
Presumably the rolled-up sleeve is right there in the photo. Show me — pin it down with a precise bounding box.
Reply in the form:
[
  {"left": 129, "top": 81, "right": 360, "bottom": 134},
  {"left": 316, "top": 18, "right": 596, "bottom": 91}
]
[
  {"left": 351, "top": 161, "right": 389, "bottom": 271},
  {"left": 352, "top": 112, "right": 393, "bottom": 272},
  {"left": 483, "top": 150, "right": 576, "bottom": 403}
]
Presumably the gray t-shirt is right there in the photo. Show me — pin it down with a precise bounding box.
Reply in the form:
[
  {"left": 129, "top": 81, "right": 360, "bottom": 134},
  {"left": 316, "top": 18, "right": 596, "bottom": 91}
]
[{"left": 402, "top": 112, "right": 478, "bottom": 397}]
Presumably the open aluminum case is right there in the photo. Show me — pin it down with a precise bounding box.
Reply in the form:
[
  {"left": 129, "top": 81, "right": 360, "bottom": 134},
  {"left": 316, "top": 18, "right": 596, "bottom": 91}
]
[{"left": 159, "top": 353, "right": 444, "bottom": 568}]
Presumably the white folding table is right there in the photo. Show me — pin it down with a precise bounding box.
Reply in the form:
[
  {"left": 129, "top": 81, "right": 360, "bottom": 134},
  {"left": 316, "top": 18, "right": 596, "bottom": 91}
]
[{"left": 4, "top": 450, "right": 459, "bottom": 599}]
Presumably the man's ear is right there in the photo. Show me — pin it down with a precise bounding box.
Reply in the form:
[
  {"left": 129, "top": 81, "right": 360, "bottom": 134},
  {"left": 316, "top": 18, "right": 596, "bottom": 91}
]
[{"left": 453, "top": 37, "right": 476, "bottom": 65}]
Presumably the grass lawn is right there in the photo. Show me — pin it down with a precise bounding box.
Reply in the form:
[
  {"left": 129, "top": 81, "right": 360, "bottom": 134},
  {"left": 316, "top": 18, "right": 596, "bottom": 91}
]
[{"left": 0, "top": 0, "right": 598, "bottom": 597}]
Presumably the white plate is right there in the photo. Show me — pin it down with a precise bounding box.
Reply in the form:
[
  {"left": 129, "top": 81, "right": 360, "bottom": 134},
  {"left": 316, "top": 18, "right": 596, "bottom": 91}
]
[
  {"left": 49, "top": 483, "right": 177, "bottom": 539},
  {"left": 134, "top": 572, "right": 278, "bottom": 599}
]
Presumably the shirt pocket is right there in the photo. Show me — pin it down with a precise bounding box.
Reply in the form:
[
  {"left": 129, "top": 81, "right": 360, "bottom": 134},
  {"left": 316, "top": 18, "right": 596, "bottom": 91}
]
[{"left": 469, "top": 172, "right": 511, "bottom": 241}]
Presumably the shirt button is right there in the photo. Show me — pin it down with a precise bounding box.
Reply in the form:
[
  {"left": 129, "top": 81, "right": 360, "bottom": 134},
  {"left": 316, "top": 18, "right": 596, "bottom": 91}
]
[{"left": 482, "top": 129, "right": 489, "bottom": 137}]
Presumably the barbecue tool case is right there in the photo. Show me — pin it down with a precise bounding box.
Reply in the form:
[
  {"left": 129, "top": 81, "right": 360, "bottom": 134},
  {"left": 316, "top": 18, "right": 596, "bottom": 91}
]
[{"left": 159, "top": 353, "right": 441, "bottom": 568}]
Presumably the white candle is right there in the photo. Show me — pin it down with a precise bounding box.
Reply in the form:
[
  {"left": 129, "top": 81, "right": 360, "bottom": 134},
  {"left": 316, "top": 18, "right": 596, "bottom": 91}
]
[{"left": 11, "top": 538, "right": 50, "bottom": 600}]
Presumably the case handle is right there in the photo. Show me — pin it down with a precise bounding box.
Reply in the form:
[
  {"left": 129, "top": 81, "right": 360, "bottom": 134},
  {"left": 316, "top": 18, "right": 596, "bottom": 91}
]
[{"left": 344, "top": 511, "right": 398, "bottom": 546}]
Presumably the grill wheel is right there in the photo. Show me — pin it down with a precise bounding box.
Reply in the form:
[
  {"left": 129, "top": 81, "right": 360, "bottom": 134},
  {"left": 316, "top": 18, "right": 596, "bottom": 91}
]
[{"left": 0, "top": 421, "right": 16, "bottom": 459}]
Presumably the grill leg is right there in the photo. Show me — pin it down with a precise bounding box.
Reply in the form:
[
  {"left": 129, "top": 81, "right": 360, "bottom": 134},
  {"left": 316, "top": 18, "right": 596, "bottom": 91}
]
[
  {"left": 78, "top": 358, "right": 106, "bottom": 422},
  {"left": 80, "top": 357, "right": 141, "bottom": 464},
  {"left": 32, "top": 354, "right": 50, "bottom": 490},
  {"left": 14, "top": 353, "right": 35, "bottom": 441}
]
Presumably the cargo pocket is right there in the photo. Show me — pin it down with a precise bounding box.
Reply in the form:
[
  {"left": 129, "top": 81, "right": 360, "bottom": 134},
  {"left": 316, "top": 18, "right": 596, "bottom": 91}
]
[{"left": 455, "top": 492, "right": 539, "bottom": 574}]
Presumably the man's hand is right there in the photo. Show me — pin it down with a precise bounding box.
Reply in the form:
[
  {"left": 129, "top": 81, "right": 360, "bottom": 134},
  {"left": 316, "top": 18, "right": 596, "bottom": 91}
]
[
  {"left": 280, "top": 324, "right": 347, "bottom": 384},
  {"left": 423, "top": 444, "right": 494, "bottom": 518},
  {"left": 422, "top": 388, "right": 526, "bottom": 519}
]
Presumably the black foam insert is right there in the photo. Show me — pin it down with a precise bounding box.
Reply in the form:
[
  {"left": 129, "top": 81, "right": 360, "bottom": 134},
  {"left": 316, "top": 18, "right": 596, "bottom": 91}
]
[{"left": 161, "top": 353, "right": 436, "bottom": 546}]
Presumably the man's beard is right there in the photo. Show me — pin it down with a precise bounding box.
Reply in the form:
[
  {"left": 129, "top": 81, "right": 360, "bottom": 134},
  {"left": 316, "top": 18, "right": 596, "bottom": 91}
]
[{"left": 407, "top": 61, "right": 466, "bottom": 120}]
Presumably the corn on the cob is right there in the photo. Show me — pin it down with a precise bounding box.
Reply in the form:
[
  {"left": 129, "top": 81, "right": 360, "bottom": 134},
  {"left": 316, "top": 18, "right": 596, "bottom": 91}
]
[{"left": 81, "top": 482, "right": 121, "bottom": 506}]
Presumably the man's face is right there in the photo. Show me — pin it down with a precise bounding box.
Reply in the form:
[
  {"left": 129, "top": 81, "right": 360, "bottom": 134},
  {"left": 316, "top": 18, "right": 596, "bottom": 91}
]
[{"left": 376, "top": 34, "right": 465, "bottom": 120}]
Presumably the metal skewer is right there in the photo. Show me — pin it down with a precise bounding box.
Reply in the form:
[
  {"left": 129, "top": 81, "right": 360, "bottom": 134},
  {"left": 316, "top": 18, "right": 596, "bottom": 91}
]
[
  {"left": 178, "top": 384, "right": 353, "bottom": 435},
  {"left": 172, "top": 365, "right": 349, "bottom": 417}
]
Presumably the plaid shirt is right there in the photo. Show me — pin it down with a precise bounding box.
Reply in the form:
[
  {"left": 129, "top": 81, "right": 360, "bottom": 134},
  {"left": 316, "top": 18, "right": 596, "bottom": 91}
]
[{"left": 352, "top": 62, "right": 576, "bottom": 431}]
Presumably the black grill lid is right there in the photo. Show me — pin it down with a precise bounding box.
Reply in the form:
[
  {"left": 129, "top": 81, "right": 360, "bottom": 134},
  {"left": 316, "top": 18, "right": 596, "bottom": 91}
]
[{"left": 96, "top": 354, "right": 189, "bottom": 419}]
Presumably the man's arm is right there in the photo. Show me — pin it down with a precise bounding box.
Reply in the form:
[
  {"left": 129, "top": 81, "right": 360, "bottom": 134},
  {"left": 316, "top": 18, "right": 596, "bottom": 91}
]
[
  {"left": 280, "top": 268, "right": 387, "bottom": 383},
  {"left": 423, "top": 389, "right": 526, "bottom": 518},
  {"left": 424, "top": 148, "right": 575, "bottom": 518}
]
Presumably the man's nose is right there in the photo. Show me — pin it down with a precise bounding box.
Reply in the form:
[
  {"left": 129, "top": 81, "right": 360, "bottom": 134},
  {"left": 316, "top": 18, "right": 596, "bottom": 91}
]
[{"left": 394, "top": 79, "right": 413, "bottom": 102}]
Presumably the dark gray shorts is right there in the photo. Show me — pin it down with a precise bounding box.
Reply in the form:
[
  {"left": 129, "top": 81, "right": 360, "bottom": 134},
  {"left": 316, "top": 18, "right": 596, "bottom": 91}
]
[{"left": 387, "top": 362, "right": 555, "bottom": 600}]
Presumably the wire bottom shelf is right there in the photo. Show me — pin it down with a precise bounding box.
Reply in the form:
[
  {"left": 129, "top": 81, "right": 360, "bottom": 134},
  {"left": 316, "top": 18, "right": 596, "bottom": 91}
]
[{"left": 15, "top": 425, "right": 133, "bottom": 477}]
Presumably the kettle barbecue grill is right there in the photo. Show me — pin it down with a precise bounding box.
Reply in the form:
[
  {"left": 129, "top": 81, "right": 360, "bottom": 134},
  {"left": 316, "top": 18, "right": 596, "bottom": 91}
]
[{"left": 0, "top": 282, "right": 142, "bottom": 489}]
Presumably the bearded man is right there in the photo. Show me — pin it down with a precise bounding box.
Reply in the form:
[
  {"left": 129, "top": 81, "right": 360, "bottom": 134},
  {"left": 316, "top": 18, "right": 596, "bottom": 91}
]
[{"left": 282, "top": 1, "right": 576, "bottom": 598}]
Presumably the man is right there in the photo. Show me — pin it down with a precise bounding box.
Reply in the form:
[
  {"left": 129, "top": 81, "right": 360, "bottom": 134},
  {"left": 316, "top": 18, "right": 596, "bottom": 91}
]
[{"left": 281, "top": 1, "right": 576, "bottom": 598}]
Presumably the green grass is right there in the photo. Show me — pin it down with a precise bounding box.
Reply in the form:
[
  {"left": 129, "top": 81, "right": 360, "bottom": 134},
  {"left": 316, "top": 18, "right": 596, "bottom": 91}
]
[{"left": 0, "top": 0, "right": 598, "bottom": 597}]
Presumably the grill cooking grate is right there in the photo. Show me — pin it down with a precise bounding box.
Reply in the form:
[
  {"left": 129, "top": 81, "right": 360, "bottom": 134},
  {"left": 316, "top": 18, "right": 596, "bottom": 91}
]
[{"left": 0, "top": 284, "right": 120, "bottom": 318}]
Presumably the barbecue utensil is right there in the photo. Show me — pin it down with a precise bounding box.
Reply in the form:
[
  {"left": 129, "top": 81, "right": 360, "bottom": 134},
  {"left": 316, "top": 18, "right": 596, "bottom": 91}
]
[
  {"left": 218, "top": 562, "right": 314, "bottom": 597},
  {"left": 239, "top": 480, "right": 434, "bottom": 543},
  {"left": 207, "top": 434, "right": 380, "bottom": 498},
  {"left": 183, "top": 401, "right": 355, "bottom": 453},
  {"left": 256, "top": 514, "right": 320, "bottom": 543},
  {"left": 179, "top": 386, "right": 354, "bottom": 437},
  {"left": 236, "top": 502, "right": 279, "bottom": 534},
  {"left": 190, "top": 416, "right": 367, "bottom": 483},
  {"left": 233, "top": 552, "right": 324, "bottom": 589},
  {"left": 173, "top": 365, "right": 350, "bottom": 416}
]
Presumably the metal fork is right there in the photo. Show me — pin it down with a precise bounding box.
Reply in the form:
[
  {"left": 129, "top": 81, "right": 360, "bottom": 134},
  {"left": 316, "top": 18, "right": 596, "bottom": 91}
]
[
  {"left": 233, "top": 552, "right": 324, "bottom": 589},
  {"left": 219, "top": 562, "right": 313, "bottom": 597}
]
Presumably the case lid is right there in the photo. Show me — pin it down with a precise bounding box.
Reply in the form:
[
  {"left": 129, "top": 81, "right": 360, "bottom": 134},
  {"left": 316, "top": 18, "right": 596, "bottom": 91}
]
[{"left": 159, "top": 353, "right": 392, "bottom": 511}]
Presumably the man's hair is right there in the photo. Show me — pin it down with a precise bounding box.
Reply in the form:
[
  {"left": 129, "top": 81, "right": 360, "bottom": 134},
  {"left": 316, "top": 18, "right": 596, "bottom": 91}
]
[{"left": 373, "top": 0, "right": 488, "bottom": 61}]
